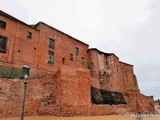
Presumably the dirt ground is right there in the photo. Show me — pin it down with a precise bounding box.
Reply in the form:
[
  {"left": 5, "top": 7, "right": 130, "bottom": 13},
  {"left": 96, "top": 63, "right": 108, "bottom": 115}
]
[{"left": 0, "top": 115, "right": 160, "bottom": 120}]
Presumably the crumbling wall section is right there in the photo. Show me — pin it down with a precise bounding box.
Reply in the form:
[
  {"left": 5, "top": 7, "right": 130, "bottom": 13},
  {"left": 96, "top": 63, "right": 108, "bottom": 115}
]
[
  {"left": 123, "top": 89, "right": 156, "bottom": 114},
  {"left": 0, "top": 74, "right": 59, "bottom": 118},
  {"left": 56, "top": 66, "right": 91, "bottom": 116},
  {"left": 119, "top": 62, "right": 138, "bottom": 92},
  {"left": 91, "top": 104, "right": 130, "bottom": 116},
  {"left": 0, "top": 66, "right": 92, "bottom": 118}
]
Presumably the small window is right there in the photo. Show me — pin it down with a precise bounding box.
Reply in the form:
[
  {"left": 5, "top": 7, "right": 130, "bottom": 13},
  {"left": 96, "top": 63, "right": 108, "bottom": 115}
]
[
  {"left": 125, "top": 71, "right": 128, "bottom": 81},
  {"left": 27, "top": 31, "right": 32, "bottom": 38},
  {"left": 76, "top": 47, "right": 79, "bottom": 55},
  {"left": 81, "top": 57, "right": 85, "bottom": 64},
  {"left": 125, "top": 71, "right": 128, "bottom": 77},
  {"left": 49, "top": 38, "right": 55, "bottom": 48},
  {"left": 0, "top": 36, "right": 7, "bottom": 53},
  {"left": 22, "top": 65, "right": 30, "bottom": 79},
  {"left": 48, "top": 51, "right": 54, "bottom": 64},
  {"left": 0, "top": 20, "right": 6, "bottom": 29},
  {"left": 116, "top": 65, "right": 119, "bottom": 72},
  {"left": 70, "top": 54, "right": 74, "bottom": 60},
  {"left": 62, "top": 58, "right": 65, "bottom": 64}
]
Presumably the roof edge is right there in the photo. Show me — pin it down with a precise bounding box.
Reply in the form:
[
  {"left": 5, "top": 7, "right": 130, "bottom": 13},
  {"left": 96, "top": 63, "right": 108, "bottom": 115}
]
[
  {"left": 88, "top": 48, "right": 119, "bottom": 59},
  {"left": 0, "top": 10, "right": 89, "bottom": 46},
  {"left": 35, "top": 22, "right": 89, "bottom": 46},
  {"left": 119, "top": 61, "right": 133, "bottom": 67},
  {"left": 0, "top": 10, "right": 39, "bottom": 31}
]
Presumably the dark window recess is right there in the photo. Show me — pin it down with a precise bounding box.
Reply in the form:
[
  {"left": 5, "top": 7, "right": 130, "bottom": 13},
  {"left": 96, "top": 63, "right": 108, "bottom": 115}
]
[
  {"left": 27, "top": 31, "right": 32, "bottom": 38},
  {"left": 49, "top": 38, "right": 55, "bottom": 48},
  {"left": 70, "top": 54, "right": 74, "bottom": 60},
  {"left": 125, "top": 71, "right": 128, "bottom": 77},
  {"left": 48, "top": 51, "right": 54, "bottom": 64},
  {"left": 116, "top": 65, "right": 119, "bottom": 72},
  {"left": 81, "top": 57, "right": 85, "bottom": 64},
  {"left": 0, "top": 36, "right": 7, "bottom": 52},
  {"left": 62, "top": 58, "right": 65, "bottom": 64},
  {"left": 0, "top": 20, "right": 6, "bottom": 29},
  {"left": 76, "top": 47, "right": 79, "bottom": 55}
]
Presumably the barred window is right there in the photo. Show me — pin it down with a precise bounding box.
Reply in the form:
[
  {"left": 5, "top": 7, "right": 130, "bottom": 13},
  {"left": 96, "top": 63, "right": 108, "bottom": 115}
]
[
  {"left": 70, "top": 54, "right": 74, "bottom": 60},
  {"left": 0, "top": 36, "right": 7, "bottom": 53},
  {"left": 48, "top": 51, "right": 54, "bottom": 64},
  {"left": 76, "top": 47, "right": 79, "bottom": 55},
  {"left": 49, "top": 38, "right": 55, "bottom": 48},
  {"left": 27, "top": 31, "right": 32, "bottom": 38}
]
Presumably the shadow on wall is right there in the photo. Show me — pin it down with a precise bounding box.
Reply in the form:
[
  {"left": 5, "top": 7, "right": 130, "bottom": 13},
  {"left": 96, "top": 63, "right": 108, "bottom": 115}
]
[{"left": 91, "top": 86, "right": 126, "bottom": 105}]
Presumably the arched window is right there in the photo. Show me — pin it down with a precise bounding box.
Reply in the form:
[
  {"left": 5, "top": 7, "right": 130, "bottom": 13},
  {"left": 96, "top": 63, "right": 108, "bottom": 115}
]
[{"left": 22, "top": 65, "right": 30, "bottom": 79}]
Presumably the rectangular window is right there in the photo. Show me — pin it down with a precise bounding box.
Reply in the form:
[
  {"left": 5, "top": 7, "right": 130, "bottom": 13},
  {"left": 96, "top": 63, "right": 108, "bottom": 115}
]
[
  {"left": 48, "top": 51, "right": 54, "bottom": 64},
  {"left": 81, "top": 57, "right": 85, "bottom": 64},
  {"left": 62, "top": 58, "right": 65, "bottom": 64},
  {"left": 27, "top": 31, "right": 32, "bottom": 38},
  {"left": 76, "top": 47, "right": 79, "bottom": 55},
  {"left": 125, "top": 71, "right": 128, "bottom": 77},
  {"left": 116, "top": 65, "right": 119, "bottom": 72},
  {"left": 0, "top": 20, "right": 6, "bottom": 29},
  {"left": 49, "top": 38, "right": 55, "bottom": 48},
  {"left": 70, "top": 54, "right": 74, "bottom": 60},
  {"left": 0, "top": 36, "right": 7, "bottom": 52}
]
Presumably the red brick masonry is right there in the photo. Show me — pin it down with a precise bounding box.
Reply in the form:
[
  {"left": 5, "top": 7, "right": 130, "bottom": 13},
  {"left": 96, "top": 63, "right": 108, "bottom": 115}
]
[
  {"left": 0, "top": 10, "right": 155, "bottom": 118},
  {"left": 0, "top": 66, "right": 155, "bottom": 118}
]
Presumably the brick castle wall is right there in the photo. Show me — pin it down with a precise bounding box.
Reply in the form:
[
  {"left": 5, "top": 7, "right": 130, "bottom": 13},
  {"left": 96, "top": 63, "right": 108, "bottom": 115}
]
[
  {"left": 0, "top": 10, "right": 156, "bottom": 118},
  {"left": 0, "top": 66, "right": 155, "bottom": 118}
]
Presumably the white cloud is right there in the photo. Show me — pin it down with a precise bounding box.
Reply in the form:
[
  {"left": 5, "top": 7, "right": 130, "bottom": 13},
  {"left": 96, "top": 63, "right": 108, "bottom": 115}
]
[{"left": 0, "top": 0, "right": 29, "bottom": 22}]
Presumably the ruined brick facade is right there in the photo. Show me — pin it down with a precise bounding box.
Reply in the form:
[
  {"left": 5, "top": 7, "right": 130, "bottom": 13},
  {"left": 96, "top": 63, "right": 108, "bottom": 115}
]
[{"left": 0, "top": 10, "right": 155, "bottom": 118}]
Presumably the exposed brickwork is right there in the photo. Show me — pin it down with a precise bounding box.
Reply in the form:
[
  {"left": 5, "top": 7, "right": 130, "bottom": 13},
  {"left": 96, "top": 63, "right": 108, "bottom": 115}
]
[
  {"left": 88, "top": 49, "right": 138, "bottom": 92},
  {"left": 0, "top": 72, "right": 58, "bottom": 118},
  {"left": 0, "top": 66, "right": 155, "bottom": 118},
  {"left": 0, "top": 79, "right": 24, "bottom": 118},
  {"left": 56, "top": 66, "right": 91, "bottom": 116},
  {"left": 0, "top": 66, "right": 91, "bottom": 118},
  {"left": 0, "top": 10, "right": 155, "bottom": 118},
  {"left": 0, "top": 13, "right": 89, "bottom": 78},
  {"left": 34, "top": 23, "right": 89, "bottom": 78},
  {"left": 91, "top": 104, "right": 131, "bottom": 115},
  {"left": 123, "top": 89, "right": 155, "bottom": 113}
]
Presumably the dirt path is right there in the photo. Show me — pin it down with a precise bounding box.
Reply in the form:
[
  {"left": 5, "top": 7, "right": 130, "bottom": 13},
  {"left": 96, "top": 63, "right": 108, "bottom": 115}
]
[{"left": 0, "top": 115, "right": 160, "bottom": 120}]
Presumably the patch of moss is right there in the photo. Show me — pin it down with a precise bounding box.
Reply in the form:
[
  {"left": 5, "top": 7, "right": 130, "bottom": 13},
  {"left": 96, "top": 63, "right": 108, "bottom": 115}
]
[{"left": 0, "top": 65, "right": 22, "bottom": 79}]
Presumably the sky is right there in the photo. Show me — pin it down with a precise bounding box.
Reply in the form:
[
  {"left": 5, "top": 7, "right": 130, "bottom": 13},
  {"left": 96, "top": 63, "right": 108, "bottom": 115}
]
[{"left": 0, "top": 0, "right": 160, "bottom": 100}]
